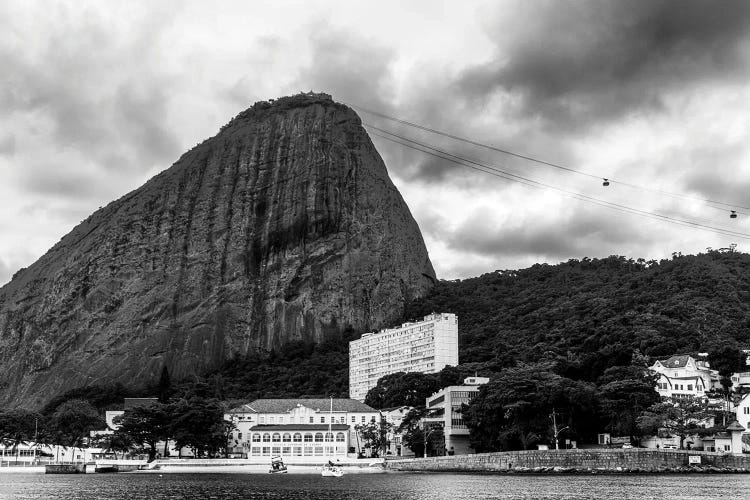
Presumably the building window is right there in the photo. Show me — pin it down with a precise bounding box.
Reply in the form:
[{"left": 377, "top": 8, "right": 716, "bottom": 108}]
[
  {"left": 351, "top": 416, "right": 356, "bottom": 423},
  {"left": 272, "top": 433, "right": 281, "bottom": 442},
  {"left": 262, "top": 433, "right": 271, "bottom": 443},
  {"left": 304, "top": 433, "right": 313, "bottom": 442},
  {"left": 687, "top": 385, "right": 693, "bottom": 391},
  {"left": 309, "top": 417, "right": 314, "bottom": 423},
  {"left": 339, "top": 416, "right": 345, "bottom": 423},
  {"left": 744, "top": 407, "right": 749, "bottom": 415},
  {"left": 314, "top": 433, "right": 324, "bottom": 442},
  {"left": 293, "top": 433, "right": 302, "bottom": 442},
  {"left": 238, "top": 432, "right": 242, "bottom": 440},
  {"left": 269, "top": 416, "right": 275, "bottom": 424},
  {"left": 252, "top": 434, "right": 261, "bottom": 443},
  {"left": 361, "top": 416, "right": 366, "bottom": 423},
  {"left": 325, "top": 432, "right": 334, "bottom": 442},
  {"left": 336, "top": 432, "right": 345, "bottom": 442},
  {"left": 282, "top": 433, "right": 291, "bottom": 442},
  {"left": 260, "top": 417, "right": 265, "bottom": 424},
  {"left": 321, "top": 417, "right": 326, "bottom": 423}
]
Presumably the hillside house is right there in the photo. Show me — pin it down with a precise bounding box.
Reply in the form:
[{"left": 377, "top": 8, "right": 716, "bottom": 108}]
[{"left": 650, "top": 355, "right": 721, "bottom": 400}]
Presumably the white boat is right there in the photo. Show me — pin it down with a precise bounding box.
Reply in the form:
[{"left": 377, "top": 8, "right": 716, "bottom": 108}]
[
  {"left": 269, "top": 456, "right": 288, "bottom": 473},
  {"left": 321, "top": 464, "right": 343, "bottom": 477},
  {"left": 321, "top": 398, "right": 344, "bottom": 477}
]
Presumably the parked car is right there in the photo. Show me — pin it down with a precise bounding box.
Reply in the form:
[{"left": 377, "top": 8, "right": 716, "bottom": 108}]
[
  {"left": 662, "top": 444, "right": 678, "bottom": 449},
  {"left": 622, "top": 443, "right": 633, "bottom": 449}
]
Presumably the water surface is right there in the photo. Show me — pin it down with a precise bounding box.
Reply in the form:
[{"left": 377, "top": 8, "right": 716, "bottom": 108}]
[{"left": 1, "top": 472, "right": 747, "bottom": 499}]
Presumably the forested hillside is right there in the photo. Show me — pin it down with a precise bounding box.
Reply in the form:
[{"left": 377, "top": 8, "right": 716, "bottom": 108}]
[
  {"left": 41, "top": 250, "right": 750, "bottom": 412},
  {"left": 405, "top": 250, "right": 750, "bottom": 383}
]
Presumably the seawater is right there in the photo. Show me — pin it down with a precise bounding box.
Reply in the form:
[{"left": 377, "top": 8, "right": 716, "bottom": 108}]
[{"left": 1, "top": 472, "right": 749, "bottom": 500}]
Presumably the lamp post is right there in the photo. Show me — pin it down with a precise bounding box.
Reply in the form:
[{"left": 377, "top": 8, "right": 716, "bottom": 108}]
[{"left": 550, "top": 408, "right": 569, "bottom": 450}]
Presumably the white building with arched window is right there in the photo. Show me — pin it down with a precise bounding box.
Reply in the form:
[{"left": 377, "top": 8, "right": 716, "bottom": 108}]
[{"left": 226, "top": 398, "right": 379, "bottom": 460}]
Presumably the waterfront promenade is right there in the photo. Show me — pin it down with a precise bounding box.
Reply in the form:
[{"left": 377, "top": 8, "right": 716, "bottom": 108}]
[{"left": 387, "top": 448, "right": 750, "bottom": 473}]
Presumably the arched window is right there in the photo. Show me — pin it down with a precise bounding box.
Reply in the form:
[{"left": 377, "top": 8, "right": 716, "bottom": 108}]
[
  {"left": 304, "top": 433, "right": 313, "bottom": 442},
  {"left": 324, "top": 432, "right": 333, "bottom": 442},
  {"left": 282, "top": 433, "right": 292, "bottom": 442},
  {"left": 272, "top": 433, "right": 281, "bottom": 442},
  {"left": 262, "top": 433, "right": 271, "bottom": 443},
  {"left": 252, "top": 434, "right": 261, "bottom": 443},
  {"left": 336, "top": 432, "right": 345, "bottom": 442},
  {"left": 293, "top": 433, "right": 302, "bottom": 442},
  {"left": 314, "top": 432, "right": 324, "bottom": 442}
]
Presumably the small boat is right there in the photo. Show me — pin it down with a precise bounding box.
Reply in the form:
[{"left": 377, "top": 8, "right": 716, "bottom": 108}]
[
  {"left": 269, "top": 456, "right": 288, "bottom": 474},
  {"left": 321, "top": 463, "right": 343, "bottom": 477}
]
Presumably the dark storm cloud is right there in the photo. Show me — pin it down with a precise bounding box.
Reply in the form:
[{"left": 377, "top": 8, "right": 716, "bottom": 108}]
[{"left": 456, "top": 0, "right": 750, "bottom": 131}]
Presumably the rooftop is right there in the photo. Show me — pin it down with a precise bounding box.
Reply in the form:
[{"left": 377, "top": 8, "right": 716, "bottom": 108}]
[
  {"left": 249, "top": 424, "right": 350, "bottom": 431},
  {"left": 230, "top": 398, "right": 377, "bottom": 414}
]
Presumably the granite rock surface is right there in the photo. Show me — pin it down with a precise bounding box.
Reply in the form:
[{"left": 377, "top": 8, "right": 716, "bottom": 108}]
[{"left": 0, "top": 93, "right": 435, "bottom": 408}]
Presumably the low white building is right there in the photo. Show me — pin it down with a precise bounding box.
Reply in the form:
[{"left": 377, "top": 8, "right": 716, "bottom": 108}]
[
  {"left": 225, "top": 398, "right": 379, "bottom": 460},
  {"left": 424, "top": 376, "right": 489, "bottom": 456},
  {"left": 650, "top": 355, "right": 721, "bottom": 400}
]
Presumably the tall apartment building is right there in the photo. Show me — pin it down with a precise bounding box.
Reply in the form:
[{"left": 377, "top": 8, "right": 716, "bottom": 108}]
[{"left": 348, "top": 312, "right": 458, "bottom": 401}]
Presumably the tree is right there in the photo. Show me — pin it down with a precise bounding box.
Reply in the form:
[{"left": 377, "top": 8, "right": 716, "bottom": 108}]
[
  {"left": 637, "top": 397, "right": 712, "bottom": 449},
  {"left": 462, "top": 362, "right": 598, "bottom": 452},
  {"left": 48, "top": 400, "right": 105, "bottom": 460},
  {"left": 364, "top": 372, "right": 441, "bottom": 409},
  {"left": 355, "top": 419, "right": 392, "bottom": 458},
  {"left": 0, "top": 409, "right": 40, "bottom": 461},
  {"left": 170, "top": 398, "right": 230, "bottom": 458},
  {"left": 91, "top": 432, "right": 134, "bottom": 460},
  {"left": 597, "top": 352, "right": 660, "bottom": 444},
  {"left": 113, "top": 402, "right": 171, "bottom": 461},
  {"left": 396, "top": 408, "right": 427, "bottom": 457}
]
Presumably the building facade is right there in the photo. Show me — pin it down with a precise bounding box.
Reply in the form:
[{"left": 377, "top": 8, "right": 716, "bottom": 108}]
[
  {"left": 349, "top": 313, "right": 459, "bottom": 401},
  {"left": 226, "top": 398, "right": 379, "bottom": 460},
  {"left": 424, "top": 376, "right": 489, "bottom": 456},
  {"left": 650, "top": 354, "right": 721, "bottom": 400}
]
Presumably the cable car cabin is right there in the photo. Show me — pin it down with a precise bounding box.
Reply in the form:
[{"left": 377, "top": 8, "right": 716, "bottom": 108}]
[
  {"left": 731, "top": 211, "right": 738, "bottom": 219},
  {"left": 602, "top": 178, "right": 610, "bottom": 186}
]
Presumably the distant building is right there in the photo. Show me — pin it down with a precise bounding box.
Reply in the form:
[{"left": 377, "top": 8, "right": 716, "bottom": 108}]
[
  {"left": 225, "top": 398, "right": 379, "bottom": 460},
  {"left": 348, "top": 313, "right": 459, "bottom": 401},
  {"left": 423, "top": 376, "right": 489, "bottom": 456},
  {"left": 650, "top": 354, "right": 721, "bottom": 400}
]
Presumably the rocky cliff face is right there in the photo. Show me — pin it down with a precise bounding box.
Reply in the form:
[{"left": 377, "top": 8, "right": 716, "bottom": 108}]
[{"left": 0, "top": 93, "right": 435, "bottom": 409}]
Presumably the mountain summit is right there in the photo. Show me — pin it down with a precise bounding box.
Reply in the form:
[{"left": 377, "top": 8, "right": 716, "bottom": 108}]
[{"left": 0, "top": 93, "right": 435, "bottom": 408}]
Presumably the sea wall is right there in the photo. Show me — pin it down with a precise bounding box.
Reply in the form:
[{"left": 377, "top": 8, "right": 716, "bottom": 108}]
[{"left": 387, "top": 449, "right": 750, "bottom": 473}]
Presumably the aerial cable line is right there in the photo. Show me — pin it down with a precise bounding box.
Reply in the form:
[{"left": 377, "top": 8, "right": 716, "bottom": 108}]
[
  {"left": 365, "top": 124, "right": 750, "bottom": 241},
  {"left": 350, "top": 103, "right": 750, "bottom": 214}
]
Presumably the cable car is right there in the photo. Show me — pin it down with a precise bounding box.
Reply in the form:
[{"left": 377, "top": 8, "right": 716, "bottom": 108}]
[
  {"left": 602, "top": 178, "right": 610, "bottom": 187},
  {"left": 730, "top": 211, "right": 738, "bottom": 219}
]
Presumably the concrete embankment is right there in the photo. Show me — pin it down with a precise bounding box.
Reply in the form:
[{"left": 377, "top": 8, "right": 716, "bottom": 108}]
[{"left": 387, "top": 449, "right": 750, "bottom": 473}]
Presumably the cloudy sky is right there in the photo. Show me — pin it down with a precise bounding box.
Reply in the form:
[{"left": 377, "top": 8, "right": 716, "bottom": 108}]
[{"left": 2, "top": 0, "right": 750, "bottom": 284}]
